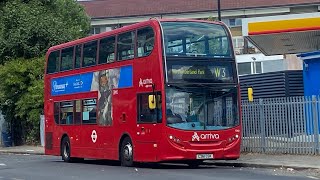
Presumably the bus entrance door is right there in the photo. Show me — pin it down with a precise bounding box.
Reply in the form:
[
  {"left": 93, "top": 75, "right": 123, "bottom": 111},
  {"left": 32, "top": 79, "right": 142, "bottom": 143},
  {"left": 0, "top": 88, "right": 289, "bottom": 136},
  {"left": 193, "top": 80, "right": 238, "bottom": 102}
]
[{"left": 135, "top": 92, "right": 162, "bottom": 162}]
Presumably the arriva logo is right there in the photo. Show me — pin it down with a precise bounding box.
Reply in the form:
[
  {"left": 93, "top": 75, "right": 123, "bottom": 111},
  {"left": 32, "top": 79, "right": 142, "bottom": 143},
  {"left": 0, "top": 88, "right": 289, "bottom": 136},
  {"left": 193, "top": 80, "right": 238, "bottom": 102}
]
[
  {"left": 139, "top": 78, "right": 153, "bottom": 88},
  {"left": 192, "top": 132, "right": 200, "bottom": 141},
  {"left": 191, "top": 132, "right": 220, "bottom": 141},
  {"left": 52, "top": 81, "right": 68, "bottom": 92}
]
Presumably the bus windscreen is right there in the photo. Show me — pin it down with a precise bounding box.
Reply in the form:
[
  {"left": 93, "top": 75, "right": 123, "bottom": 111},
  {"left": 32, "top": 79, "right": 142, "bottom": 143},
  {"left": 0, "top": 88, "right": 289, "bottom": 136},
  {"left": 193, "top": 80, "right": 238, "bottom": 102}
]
[{"left": 161, "top": 21, "right": 232, "bottom": 58}]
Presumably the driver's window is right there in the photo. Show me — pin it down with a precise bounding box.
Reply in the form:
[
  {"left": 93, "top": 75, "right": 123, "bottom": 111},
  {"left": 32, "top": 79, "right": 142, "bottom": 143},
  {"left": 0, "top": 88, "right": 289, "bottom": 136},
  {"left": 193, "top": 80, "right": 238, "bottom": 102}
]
[{"left": 137, "top": 92, "right": 162, "bottom": 123}]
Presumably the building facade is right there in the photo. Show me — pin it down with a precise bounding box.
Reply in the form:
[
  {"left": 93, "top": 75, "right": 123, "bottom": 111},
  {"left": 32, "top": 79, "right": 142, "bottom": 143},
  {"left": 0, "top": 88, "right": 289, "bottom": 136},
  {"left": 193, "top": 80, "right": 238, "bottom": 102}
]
[{"left": 78, "top": 0, "right": 320, "bottom": 75}]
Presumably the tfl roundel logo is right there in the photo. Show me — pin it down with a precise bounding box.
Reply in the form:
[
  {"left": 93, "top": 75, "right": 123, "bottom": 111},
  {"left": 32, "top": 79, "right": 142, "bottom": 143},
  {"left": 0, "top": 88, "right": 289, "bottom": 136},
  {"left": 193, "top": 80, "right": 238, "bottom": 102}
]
[{"left": 91, "top": 130, "right": 97, "bottom": 143}]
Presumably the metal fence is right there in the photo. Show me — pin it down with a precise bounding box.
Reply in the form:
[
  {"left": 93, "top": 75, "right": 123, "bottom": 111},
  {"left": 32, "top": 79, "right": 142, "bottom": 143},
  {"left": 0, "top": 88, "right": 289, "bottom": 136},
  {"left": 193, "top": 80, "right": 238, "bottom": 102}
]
[{"left": 241, "top": 96, "right": 320, "bottom": 155}]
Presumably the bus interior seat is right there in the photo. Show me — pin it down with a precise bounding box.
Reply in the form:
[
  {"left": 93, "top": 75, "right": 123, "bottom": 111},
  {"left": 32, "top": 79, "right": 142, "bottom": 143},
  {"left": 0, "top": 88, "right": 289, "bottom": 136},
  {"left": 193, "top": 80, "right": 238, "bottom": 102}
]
[{"left": 66, "top": 115, "right": 73, "bottom": 124}]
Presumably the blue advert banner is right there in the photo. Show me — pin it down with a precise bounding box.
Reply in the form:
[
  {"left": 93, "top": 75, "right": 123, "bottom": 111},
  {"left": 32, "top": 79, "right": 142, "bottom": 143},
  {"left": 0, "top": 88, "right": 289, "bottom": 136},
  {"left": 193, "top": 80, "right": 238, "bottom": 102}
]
[
  {"left": 51, "top": 65, "right": 133, "bottom": 96},
  {"left": 51, "top": 72, "right": 94, "bottom": 96}
]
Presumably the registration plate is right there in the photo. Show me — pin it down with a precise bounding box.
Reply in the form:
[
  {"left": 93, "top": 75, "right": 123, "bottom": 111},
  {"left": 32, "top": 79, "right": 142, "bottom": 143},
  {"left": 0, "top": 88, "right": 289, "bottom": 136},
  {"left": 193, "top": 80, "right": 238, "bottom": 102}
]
[{"left": 196, "top": 154, "right": 214, "bottom": 159}]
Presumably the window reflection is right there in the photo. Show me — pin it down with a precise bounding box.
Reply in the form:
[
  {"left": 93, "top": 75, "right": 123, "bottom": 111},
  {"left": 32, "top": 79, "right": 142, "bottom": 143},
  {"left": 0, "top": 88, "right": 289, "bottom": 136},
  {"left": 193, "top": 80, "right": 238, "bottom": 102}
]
[
  {"left": 82, "top": 99, "right": 97, "bottom": 124},
  {"left": 162, "top": 22, "right": 231, "bottom": 57},
  {"left": 60, "top": 101, "right": 74, "bottom": 125},
  {"left": 61, "top": 47, "right": 74, "bottom": 71},
  {"left": 137, "top": 27, "right": 154, "bottom": 57},
  {"left": 117, "top": 31, "right": 135, "bottom": 60},
  {"left": 54, "top": 102, "right": 60, "bottom": 124},
  {"left": 83, "top": 41, "right": 97, "bottom": 67},
  {"left": 166, "top": 86, "right": 239, "bottom": 130},
  {"left": 138, "top": 93, "right": 162, "bottom": 123},
  {"left": 99, "top": 36, "right": 115, "bottom": 64},
  {"left": 47, "top": 51, "right": 60, "bottom": 74}
]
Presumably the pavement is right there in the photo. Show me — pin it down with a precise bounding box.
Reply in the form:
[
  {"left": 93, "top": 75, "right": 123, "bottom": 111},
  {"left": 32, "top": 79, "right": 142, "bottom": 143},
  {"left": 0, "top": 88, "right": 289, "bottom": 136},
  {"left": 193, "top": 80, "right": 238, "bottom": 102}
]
[{"left": 0, "top": 145, "right": 319, "bottom": 170}]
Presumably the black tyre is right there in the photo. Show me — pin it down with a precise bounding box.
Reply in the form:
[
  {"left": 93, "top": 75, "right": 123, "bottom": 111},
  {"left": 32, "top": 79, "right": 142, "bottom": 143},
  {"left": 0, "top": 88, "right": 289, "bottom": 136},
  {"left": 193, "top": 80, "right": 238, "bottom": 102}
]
[
  {"left": 61, "top": 136, "right": 73, "bottom": 163},
  {"left": 120, "top": 137, "right": 134, "bottom": 167}
]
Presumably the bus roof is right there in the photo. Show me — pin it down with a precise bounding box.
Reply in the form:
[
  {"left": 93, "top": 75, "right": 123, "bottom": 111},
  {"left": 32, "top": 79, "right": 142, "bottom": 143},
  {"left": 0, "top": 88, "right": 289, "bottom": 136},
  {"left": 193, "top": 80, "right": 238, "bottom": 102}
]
[{"left": 47, "top": 18, "right": 225, "bottom": 53}]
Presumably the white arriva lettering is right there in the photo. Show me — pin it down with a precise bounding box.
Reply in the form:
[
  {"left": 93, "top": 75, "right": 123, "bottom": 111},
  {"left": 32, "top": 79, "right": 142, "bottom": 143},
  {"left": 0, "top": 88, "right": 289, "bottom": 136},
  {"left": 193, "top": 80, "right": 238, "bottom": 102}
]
[
  {"left": 143, "top": 78, "right": 152, "bottom": 84},
  {"left": 192, "top": 132, "right": 220, "bottom": 141},
  {"left": 139, "top": 78, "right": 153, "bottom": 87},
  {"left": 200, "top": 133, "right": 220, "bottom": 140}
]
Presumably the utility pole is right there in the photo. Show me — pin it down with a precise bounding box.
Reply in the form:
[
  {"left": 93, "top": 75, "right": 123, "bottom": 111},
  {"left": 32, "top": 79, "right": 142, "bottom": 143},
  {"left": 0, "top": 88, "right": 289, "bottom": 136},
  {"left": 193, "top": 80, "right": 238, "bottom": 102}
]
[{"left": 217, "top": 0, "right": 221, "bottom": 21}]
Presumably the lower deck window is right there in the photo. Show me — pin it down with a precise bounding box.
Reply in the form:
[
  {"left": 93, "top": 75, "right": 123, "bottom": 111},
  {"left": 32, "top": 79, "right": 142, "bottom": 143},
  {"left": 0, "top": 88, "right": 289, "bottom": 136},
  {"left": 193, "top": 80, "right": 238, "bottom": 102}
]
[
  {"left": 53, "top": 98, "right": 97, "bottom": 125},
  {"left": 74, "top": 100, "right": 82, "bottom": 124},
  {"left": 60, "top": 101, "right": 74, "bottom": 125},
  {"left": 82, "top": 99, "right": 97, "bottom": 124}
]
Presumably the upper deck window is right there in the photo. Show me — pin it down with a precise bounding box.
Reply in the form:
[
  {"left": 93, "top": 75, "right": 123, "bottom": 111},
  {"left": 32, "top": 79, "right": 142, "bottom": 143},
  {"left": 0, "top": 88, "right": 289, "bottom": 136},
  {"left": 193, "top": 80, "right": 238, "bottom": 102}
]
[
  {"left": 117, "top": 31, "right": 135, "bottom": 61},
  {"left": 47, "top": 51, "right": 60, "bottom": 74},
  {"left": 99, "top": 36, "right": 115, "bottom": 64},
  {"left": 75, "top": 45, "right": 82, "bottom": 69},
  {"left": 161, "top": 22, "right": 232, "bottom": 58},
  {"left": 60, "top": 47, "right": 74, "bottom": 71},
  {"left": 83, "top": 41, "right": 97, "bottom": 67},
  {"left": 137, "top": 27, "right": 154, "bottom": 57}
]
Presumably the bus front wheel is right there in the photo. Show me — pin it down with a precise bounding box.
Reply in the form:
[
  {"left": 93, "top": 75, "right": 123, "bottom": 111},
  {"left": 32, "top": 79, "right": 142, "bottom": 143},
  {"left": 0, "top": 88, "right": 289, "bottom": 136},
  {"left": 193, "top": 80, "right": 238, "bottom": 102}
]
[{"left": 120, "top": 137, "right": 134, "bottom": 167}]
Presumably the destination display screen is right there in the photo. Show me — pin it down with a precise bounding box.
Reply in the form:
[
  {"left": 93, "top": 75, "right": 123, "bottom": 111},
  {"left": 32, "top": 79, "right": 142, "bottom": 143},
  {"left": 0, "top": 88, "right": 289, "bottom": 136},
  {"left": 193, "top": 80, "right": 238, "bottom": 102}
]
[{"left": 167, "top": 61, "right": 234, "bottom": 83}]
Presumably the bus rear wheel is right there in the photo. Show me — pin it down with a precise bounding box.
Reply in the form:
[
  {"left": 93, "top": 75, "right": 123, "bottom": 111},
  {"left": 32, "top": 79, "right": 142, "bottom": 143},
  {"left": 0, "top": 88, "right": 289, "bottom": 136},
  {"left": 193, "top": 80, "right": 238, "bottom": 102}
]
[
  {"left": 61, "top": 137, "right": 83, "bottom": 163},
  {"left": 120, "top": 137, "right": 134, "bottom": 167}
]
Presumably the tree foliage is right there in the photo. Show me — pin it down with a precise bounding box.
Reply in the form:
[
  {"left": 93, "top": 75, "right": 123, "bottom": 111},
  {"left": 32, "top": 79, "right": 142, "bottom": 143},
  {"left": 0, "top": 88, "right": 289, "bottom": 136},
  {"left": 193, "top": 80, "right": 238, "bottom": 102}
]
[
  {"left": 0, "top": 0, "right": 90, "bottom": 62},
  {"left": 0, "top": 57, "right": 44, "bottom": 144},
  {"left": 0, "top": 0, "right": 91, "bottom": 145}
]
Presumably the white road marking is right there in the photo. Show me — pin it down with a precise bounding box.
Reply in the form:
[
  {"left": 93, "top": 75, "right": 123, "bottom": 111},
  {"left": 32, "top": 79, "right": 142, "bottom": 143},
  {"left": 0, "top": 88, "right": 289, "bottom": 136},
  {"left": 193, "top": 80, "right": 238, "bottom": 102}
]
[
  {"left": 307, "top": 176, "right": 319, "bottom": 179},
  {"left": 0, "top": 163, "right": 6, "bottom": 166}
]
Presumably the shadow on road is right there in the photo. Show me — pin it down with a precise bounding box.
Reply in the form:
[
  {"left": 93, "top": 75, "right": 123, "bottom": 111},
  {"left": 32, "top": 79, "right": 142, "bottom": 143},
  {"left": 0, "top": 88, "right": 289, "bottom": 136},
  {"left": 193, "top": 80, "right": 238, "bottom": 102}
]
[{"left": 52, "top": 159, "right": 225, "bottom": 170}]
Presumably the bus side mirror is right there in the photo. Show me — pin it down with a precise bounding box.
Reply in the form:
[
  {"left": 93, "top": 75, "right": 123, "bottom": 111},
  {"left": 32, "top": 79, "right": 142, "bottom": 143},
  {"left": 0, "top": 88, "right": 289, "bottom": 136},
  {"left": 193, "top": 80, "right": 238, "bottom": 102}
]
[
  {"left": 148, "top": 95, "right": 156, "bottom": 110},
  {"left": 248, "top": 87, "right": 253, "bottom": 102}
]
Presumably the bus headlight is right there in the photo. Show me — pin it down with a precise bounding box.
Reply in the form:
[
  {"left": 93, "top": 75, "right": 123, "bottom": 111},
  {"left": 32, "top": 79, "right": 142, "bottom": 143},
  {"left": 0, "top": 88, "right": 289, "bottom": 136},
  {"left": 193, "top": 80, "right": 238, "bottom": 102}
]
[
  {"left": 228, "top": 134, "right": 240, "bottom": 144},
  {"left": 168, "top": 135, "right": 183, "bottom": 147},
  {"left": 169, "top": 135, "right": 181, "bottom": 143}
]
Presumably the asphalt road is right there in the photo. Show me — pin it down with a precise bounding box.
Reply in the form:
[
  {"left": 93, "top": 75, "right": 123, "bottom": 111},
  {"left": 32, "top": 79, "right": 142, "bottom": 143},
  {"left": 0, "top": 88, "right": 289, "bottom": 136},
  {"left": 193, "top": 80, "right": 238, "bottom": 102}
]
[{"left": 0, "top": 154, "right": 318, "bottom": 180}]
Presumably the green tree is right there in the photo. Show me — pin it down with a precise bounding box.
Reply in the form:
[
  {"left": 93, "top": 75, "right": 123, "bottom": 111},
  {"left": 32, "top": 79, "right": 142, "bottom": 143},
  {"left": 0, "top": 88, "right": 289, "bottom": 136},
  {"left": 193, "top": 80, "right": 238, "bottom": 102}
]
[
  {"left": 0, "top": 57, "right": 44, "bottom": 144},
  {"left": 0, "top": 0, "right": 91, "bottom": 145},
  {"left": 0, "top": 0, "right": 90, "bottom": 62}
]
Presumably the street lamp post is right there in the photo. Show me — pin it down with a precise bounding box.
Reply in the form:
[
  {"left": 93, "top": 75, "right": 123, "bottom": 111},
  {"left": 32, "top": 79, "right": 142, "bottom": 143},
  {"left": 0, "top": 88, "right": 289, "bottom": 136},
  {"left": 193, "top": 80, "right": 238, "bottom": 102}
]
[{"left": 217, "top": 0, "right": 221, "bottom": 21}]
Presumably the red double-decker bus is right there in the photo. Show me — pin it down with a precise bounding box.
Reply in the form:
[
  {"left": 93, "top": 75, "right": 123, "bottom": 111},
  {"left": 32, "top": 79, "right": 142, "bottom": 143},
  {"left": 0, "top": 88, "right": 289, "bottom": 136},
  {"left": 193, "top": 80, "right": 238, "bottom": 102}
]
[{"left": 44, "top": 19, "right": 241, "bottom": 167}]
